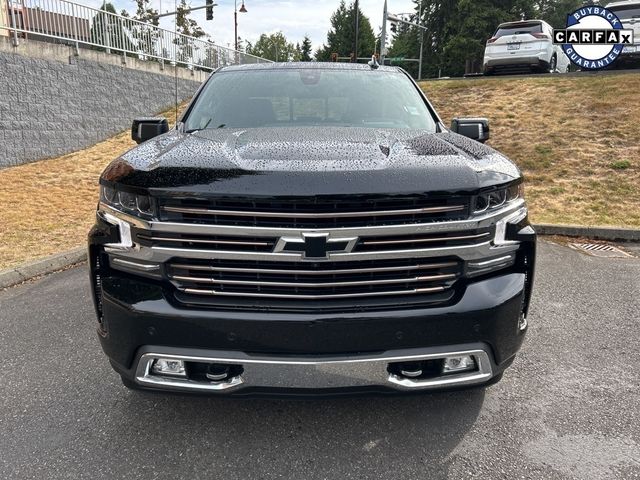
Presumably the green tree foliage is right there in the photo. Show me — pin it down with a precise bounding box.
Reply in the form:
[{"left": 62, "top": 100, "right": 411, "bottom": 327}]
[
  {"left": 130, "top": 0, "right": 159, "bottom": 57},
  {"left": 90, "top": 3, "right": 137, "bottom": 52},
  {"left": 133, "top": 0, "right": 159, "bottom": 25},
  {"left": 246, "top": 32, "right": 299, "bottom": 61},
  {"left": 316, "top": 0, "right": 376, "bottom": 61},
  {"left": 300, "top": 35, "right": 313, "bottom": 61},
  {"left": 387, "top": 0, "right": 583, "bottom": 78},
  {"left": 175, "top": 0, "right": 207, "bottom": 38},
  {"left": 174, "top": 0, "right": 208, "bottom": 64}
]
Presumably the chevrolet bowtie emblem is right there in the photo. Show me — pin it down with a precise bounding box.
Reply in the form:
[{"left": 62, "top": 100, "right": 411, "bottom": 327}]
[{"left": 274, "top": 233, "right": 358, "bottom": 259}]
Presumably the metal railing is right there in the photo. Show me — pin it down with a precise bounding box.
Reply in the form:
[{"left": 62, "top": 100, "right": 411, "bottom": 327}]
[{"left": 1, "top": 0, "right": 271, "bottom": 69}]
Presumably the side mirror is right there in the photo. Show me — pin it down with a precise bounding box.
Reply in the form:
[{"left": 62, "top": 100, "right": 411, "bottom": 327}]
[
  {"left": 131, "top": 117, "right": 169, "bottom": 144},
  {"left": 450, "top": 117, "right": 490, "bottom": 143}
]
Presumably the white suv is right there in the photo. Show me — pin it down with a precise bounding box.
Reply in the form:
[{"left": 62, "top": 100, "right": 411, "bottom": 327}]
[
  {"left": 606, "top": 1, "right": 640, "bottom": 66},
  {"left": 483, "top": 20, "right": 570, "bottom": 75}
]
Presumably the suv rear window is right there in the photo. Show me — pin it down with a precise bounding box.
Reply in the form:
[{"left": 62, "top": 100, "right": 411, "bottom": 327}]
[
  {"left": 609, "top": 5, "right": 640, "bottom": 20},
  {"left": 495, "top": 22, "right": 542, "bottom": 37}
]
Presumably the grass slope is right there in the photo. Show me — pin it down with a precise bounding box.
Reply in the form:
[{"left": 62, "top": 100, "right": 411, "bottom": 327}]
[{"left": 420, "top": 72, "right": 640, "bottom": 228}]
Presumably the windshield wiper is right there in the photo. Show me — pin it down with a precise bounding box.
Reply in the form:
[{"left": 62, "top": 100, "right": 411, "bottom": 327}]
[{"left": 185, "top": 118, "right": 215, "bottom": 133}]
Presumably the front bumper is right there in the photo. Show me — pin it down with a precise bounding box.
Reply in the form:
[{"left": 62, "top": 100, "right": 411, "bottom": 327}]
[
  {"left": 95, "top": 266, "right": 529, "bottom": 395},
  {"left": 125, "top": 344, "right": 496, "bottom": 395}
]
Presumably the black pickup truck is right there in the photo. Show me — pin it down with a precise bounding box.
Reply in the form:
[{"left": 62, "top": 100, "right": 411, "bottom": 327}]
[{"left": 88, "top": 62, "right": 535, "bottom": 396}]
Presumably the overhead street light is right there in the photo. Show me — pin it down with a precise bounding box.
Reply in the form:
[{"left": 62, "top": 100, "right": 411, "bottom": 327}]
[{"left": 234, "top": 0, "right": 247, "bottom": 51}]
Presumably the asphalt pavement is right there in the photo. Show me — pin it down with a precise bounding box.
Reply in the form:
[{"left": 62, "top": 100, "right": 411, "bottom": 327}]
[{"left": 0, "top": 240, "right": 639, "bottom": 480}]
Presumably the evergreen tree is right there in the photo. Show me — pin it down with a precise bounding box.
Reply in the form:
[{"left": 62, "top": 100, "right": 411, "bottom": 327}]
[
  {"left": 300, "top": 35, "right": 313, "bottom": 61},
  {"left": 316, "top": 1, "right": 376, "bottom": 61}
]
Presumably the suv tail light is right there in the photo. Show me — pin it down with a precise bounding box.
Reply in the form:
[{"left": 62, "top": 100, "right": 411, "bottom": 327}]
[
  {"left": 532, "top": 33, "right": 550, "bottom": 40},
  {"left": 487, "top": 36, "right": 498, "bottom": 43}
]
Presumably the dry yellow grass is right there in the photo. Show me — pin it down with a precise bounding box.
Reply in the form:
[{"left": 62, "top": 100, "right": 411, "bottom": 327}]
[
  {"left": 0, "top": 129, "right": 134, "bottom": 270},
  {"left": 0, "top": 105, "right": 185, "bottom": 271},
  {"left": 421, "top": 72, "right": 640, "bottom": 229},
  {"left": 1, "top": 75, "right": 639, "bottom": 271}
]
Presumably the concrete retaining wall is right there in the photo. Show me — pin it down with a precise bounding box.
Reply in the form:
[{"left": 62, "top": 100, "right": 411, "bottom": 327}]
[{"left": 0, "top": 36, "right": 207, "bottom": 168}]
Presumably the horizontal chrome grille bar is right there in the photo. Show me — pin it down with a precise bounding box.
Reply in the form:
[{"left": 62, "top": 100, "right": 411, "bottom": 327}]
[
  {"left": 151, "top": 241, "right": 495, "bottom": 262},
  {"left": 361, "top": 232, "right": 490, "bottom": 246},
  {"left": 162, "top": 204, "right": 465, "bottom": 218},
  {"left": 169, "top": 261, "right": 458, "bottom": 275},
  {"left": 170, "top": 273, "right": 457, "bottom": 288},
  {"left": 140, "top": 236, "right": 271, "bottom": 247},
  {"left": 181, "top": 285, "right": 447, "bottom": 300}
]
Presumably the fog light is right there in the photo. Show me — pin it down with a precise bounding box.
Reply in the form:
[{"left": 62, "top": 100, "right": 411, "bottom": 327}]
[
  {"left": 443, "top": 355, "right": 476, "bottom": 374},
  {"left": 206, "top": 364, "right": 230, "bottom": 381},
  {"left": 151, "top": 358, "right": 186, "bottom": 377}
]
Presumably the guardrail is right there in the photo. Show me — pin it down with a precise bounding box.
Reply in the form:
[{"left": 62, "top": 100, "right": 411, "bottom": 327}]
[{"left": 1, "top": 0, "right": 271, "bottom": 69}]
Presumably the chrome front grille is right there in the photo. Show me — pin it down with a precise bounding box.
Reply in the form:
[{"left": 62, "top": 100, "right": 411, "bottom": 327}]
[
  {"left": 159, "top": 195, "right": 469, "bottom": 228},
  {"left": 100, "top": 196, "right": 527, "bottom": 311},
  {"left": 167, "top": 258, "right": 462, "bottom": 301},
  {"left": 133, "top": 228, "right": 491, "bottom": 254}
]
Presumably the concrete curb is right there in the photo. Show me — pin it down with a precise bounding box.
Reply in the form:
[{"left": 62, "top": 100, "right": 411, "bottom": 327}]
[
  {"left": 533, "top": 224, "right": 640, "bottom": 242},
  {"left": 0, "top": 247, "right": 87, "bottom": 289},
  {"left": 0, "top": 223, "right": 639, "bottom": 289}
]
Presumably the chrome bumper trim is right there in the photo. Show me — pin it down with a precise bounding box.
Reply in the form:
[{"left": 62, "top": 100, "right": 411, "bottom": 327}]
[{"left": 134, "top": 348, "right": 494, "bottom": 392}]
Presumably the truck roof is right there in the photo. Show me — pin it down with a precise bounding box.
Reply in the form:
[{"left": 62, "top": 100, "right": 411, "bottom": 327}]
[{"left": 219, "top": 62, "right": 401, "bottom": 73}]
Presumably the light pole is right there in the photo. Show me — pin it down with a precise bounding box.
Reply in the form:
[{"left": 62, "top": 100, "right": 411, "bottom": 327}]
[
  {"left": 353, "top": 0, "right": 359, "bottom": 62},
  {"left": 417, "top": 0, "right": 423, "bottom": 80},
  {"left": 234, "top": 0, "right": 247, "bottom": 51}
]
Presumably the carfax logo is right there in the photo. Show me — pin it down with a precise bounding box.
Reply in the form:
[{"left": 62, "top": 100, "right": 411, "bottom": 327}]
[{"left": 553, "top": 6, "right": 634, "bottom": 69}]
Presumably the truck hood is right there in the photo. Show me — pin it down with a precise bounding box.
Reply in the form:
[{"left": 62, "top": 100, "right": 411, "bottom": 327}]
[{"left": 106, "top": 127, "right": 520, "bottom": 196}]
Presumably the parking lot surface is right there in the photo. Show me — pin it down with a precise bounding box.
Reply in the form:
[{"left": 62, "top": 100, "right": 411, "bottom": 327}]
[{"left": 0, "top": 240, "right": 639, "bottom": 479}]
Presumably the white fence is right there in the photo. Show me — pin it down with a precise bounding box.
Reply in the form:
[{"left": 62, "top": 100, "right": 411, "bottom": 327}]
[{"left": 1, "top": 0, "right": 271, "bottom": 69}]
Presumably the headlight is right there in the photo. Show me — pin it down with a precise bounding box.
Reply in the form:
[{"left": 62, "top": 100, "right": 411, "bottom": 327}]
[
  {"left": 100, "top": 185, "right": 154, "bottom": 217},
  {"left": 474, "top": 183, "right": 523, "bottom": 214}
]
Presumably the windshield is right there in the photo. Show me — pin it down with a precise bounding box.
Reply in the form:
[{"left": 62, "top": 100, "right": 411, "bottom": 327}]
[
  {"left": 495, "top": 22, "right": 542, "bottom": 37},
  {"left": 609, "top": 5, "right": 640, "bottom": 20},
  {"left": 183, "top": 68, "right": 437, "bottom": 132}
]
